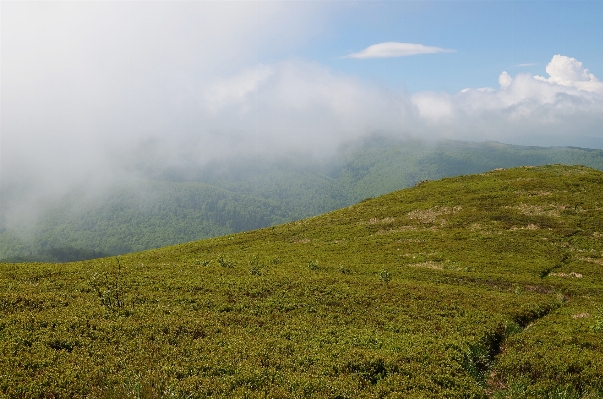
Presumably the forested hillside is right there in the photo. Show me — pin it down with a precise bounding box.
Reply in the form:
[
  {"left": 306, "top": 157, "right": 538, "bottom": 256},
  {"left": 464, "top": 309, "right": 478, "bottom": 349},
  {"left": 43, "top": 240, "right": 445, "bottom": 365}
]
[
  {"left": 2, "top": 139, "right": 603, "bottom": 261},
  {"left": 0, "top": 181, "right": 289, "bottom": 261}
]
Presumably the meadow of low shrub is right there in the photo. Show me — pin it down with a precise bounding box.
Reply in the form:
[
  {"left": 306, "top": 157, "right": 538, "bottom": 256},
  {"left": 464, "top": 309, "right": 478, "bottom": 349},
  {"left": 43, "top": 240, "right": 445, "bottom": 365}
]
[{"left": 1, "top": 165, "right": 602, "bottom": 398}]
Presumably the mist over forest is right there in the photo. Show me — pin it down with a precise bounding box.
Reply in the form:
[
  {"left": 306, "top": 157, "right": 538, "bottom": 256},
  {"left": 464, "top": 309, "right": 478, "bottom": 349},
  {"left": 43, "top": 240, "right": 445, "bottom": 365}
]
[
  {"left": 2, "top": 137, "right": 603, "bottom": 262},
  {"left": 2, "top": 2, "right": 603, "bottom": 261}
]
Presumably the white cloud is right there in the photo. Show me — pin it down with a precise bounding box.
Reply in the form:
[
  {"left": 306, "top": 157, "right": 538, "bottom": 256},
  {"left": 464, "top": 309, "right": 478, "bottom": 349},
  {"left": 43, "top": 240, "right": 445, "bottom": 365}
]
[
  {"left": 498, "top": 71, "right": 513, "bottom": 89},
  {"left": 412, "top": 92, "right": 454, "bottom": 120},
  {"left": 206, "top": 65, "right": 275, "bottom": 113},
  {"left": 201, "top": 60, "right": 418, "bottom": 155},
  {"left": 534, "top": 55, "right": 603, "bottom": 94},
  {"left": 204, "top": 54, "right": 603, "bottom": 153},
  {"left": 345, "top": 42, "right": 455, "bottom": 59},
  {"left": 0, "top": 1, "right": 335, "bottom": 217},
  {"left": 411, "top": 55, "right": 603, "bottom": 146}
]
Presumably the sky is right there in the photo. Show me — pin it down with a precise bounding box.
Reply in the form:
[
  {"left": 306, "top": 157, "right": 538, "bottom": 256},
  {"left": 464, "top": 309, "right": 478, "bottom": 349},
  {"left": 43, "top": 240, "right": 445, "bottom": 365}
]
[{"left": 2, "top": 1, "right": 603, "bottom": 215}]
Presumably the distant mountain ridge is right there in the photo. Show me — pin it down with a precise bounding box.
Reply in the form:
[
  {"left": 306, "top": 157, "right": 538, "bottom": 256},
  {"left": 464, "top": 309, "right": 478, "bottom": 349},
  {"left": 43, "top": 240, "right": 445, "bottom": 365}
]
[{"left": 2, "top": 138, "right": 603, "bottom": 261}]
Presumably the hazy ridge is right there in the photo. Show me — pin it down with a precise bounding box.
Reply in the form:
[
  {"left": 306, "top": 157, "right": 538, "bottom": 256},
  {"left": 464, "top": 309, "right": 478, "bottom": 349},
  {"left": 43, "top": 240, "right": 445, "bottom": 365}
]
[{"left": 2, "top": 139, "right": 603, "bottom": 262}]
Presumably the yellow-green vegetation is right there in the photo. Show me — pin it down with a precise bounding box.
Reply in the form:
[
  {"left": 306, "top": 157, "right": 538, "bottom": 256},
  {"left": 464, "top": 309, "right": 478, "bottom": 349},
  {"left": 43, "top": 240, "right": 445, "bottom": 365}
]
[{"left": 1, "top": 164, "right": 602, "bottom": 398}]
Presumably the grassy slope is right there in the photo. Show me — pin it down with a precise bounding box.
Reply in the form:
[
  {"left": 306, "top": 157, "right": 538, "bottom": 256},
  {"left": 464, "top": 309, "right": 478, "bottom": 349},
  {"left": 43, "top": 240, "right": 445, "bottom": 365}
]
[
  {"left": 1, "top": 165, "right": 602, "bottom": 398},
  {"left": 2, "top": 140, "right": 603, "bottom": 261}
]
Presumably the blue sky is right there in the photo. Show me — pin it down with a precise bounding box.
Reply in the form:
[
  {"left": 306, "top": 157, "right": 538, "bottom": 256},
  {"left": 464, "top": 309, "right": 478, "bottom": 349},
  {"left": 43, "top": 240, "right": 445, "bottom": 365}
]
[
  {"left": 291, "top": 1, "right": 603, "bottom": 93},
  {"left": 2, "top": 1, "right": 603, "bottom": 197}
]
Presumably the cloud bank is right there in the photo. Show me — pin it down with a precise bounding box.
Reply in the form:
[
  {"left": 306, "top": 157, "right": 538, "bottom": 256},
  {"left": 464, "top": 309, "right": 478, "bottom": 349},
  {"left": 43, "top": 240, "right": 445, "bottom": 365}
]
[
  {"left": 345, "top": 42, "right": 455, "bottom": 59},
  {"left": 411, "top": 54, "right": 603, "bottom": 146},
  {"left": 203, "top": 54, "right": 603, "bottom": 153},
  {"left": 2, "top": 0, "right": 603, "bottom": 229}
]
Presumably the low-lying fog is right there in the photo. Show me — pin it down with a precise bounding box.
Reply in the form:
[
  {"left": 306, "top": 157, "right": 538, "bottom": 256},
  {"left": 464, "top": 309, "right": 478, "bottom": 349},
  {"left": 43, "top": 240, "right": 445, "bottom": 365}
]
[{"left": 2, "top": 2, "right": 603, "bottom": 232}]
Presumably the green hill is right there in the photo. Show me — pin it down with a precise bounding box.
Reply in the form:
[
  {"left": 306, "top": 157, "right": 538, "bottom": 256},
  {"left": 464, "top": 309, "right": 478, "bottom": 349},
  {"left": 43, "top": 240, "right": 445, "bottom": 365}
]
[
  {"left": 2, "top": 139, "right": 603, "bottom": 261},
  {"left": 1, "top": 164, "right": 602, "bottom": 397}
]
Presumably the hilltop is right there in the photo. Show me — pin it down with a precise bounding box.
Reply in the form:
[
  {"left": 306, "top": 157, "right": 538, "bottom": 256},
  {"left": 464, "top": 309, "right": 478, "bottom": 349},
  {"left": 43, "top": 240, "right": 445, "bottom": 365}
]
[
  {"left": 1, "top": 164, "right": 602, "bottom": 398},
  {"left": 2, "top": 139, "right": 603, "bottom": 262}
]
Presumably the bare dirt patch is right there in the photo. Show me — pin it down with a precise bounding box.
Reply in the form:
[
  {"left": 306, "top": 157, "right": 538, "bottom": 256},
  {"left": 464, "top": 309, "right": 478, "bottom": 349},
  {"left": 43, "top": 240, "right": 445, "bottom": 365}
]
[
  {"left": 507, "top": 203, "right": 570, "bottom": 217},
  {"left": 509, "top": 224, "right": 539, "bottom": 231},
  {"left": 408, "top": 261, "right": 445, "bottom": 270},
  {"left": 407, "top": 206, "right": 462, "bottom": 224},
  {"left": 548, "top": 272, "right": 583, "bottom": 278}
]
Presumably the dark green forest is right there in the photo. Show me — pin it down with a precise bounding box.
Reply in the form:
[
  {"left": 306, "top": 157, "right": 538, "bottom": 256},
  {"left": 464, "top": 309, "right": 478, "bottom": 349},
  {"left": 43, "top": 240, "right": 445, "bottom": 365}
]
[{"left": 2, "top": 139, "right": 603, "bottom": 262}]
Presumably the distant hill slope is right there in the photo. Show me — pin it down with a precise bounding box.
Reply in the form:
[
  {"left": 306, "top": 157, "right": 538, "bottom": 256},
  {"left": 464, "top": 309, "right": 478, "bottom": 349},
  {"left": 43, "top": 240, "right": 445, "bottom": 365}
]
[
  {"left": 2, "top": 139, "right": 603, "bottom": 261},
  {"left": 1, "top": 165, "right": 601, "bottom": 397},
  {"left": 0, "top": 181, "right": 290, "bottom": 261}
]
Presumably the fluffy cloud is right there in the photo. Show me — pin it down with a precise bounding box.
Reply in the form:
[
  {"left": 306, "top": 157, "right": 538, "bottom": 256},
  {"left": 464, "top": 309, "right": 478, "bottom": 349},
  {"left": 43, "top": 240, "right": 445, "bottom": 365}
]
[
  {"left": 0, "top": 1, "right": 337, "bottom": 225},
  {"left": 534, "top": 55, "right": 603, "bottom": 94},
  {"left": 206, "top": 65, "right": 275, "bottom": 113},
  {"left": 498, "top": 71, "right": 513, "bottom": 89},
  {"left": 1, "top": 2, "right": 330, "bottom": 185},
  {"left": 411, "top": 55, "right": 603, "bottom": 146},
  {"left": 345, "top": 42, "right": 455, "bottom": 59},
  {"left": 202, "top": 60, "right": 418, "bottom": 155},
  {"left": 203, "top": 54, "right": 603, "bottom": 154}
]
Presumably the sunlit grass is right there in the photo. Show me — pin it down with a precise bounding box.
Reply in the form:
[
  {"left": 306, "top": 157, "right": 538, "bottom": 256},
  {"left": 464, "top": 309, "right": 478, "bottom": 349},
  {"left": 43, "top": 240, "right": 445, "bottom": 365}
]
[{"left": 1, "top": 165, "right": 602, "bottom": 397}]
